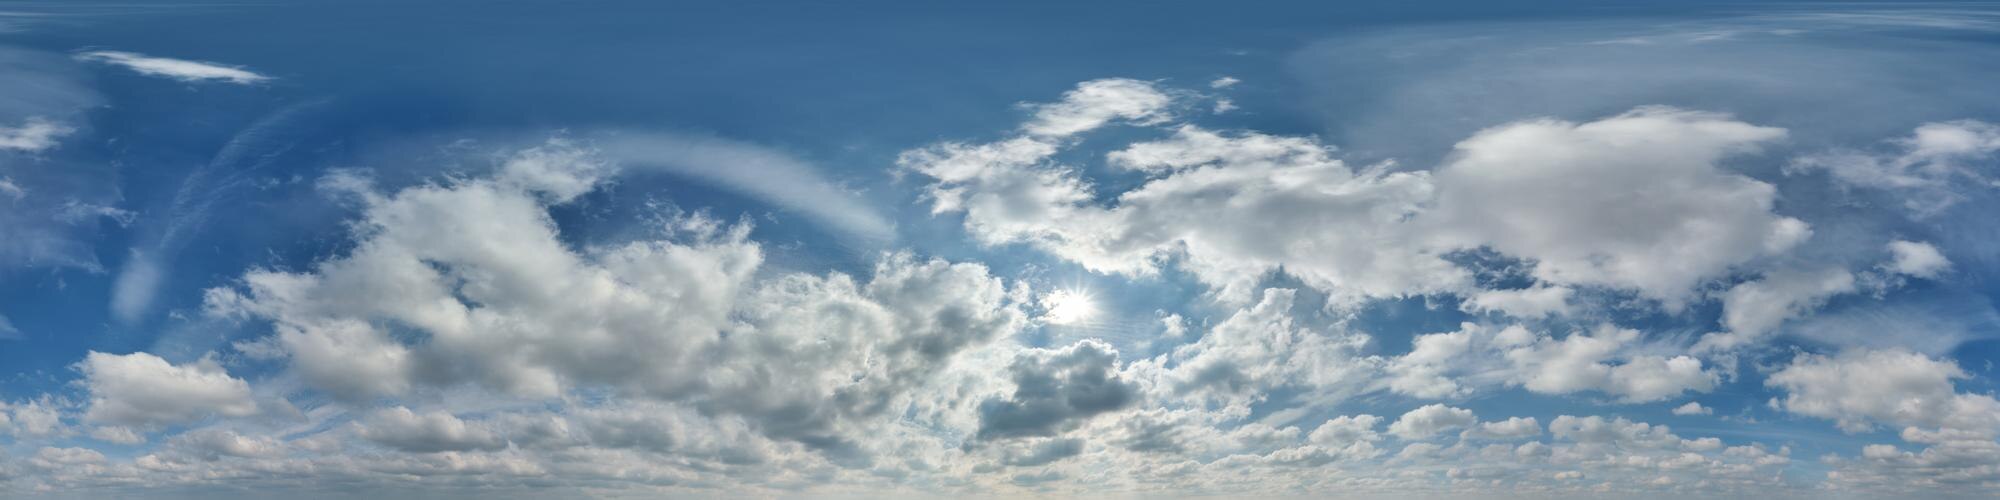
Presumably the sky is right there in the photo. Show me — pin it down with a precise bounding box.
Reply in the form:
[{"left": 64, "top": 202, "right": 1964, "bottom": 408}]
[{"left": 2, "top": 1, "right": 2000, "bottom": 498}]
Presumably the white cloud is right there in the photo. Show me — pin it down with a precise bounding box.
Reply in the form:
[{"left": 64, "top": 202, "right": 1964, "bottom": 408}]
[
  {"left": 1388, "top": 404, "right": 1477, "bottom": 440},
  {"left": 1308, "top": 414, "right": 1383, "bottom": 447},
  {"left": 0, "top": 314, "right": 18, "bottom": 340},
  {"left": 1209, "top": 76, "right": 1241, "bottom": 89},
  {"left": 88, "top": 426, "right": 144, "bottom": 445},
  {"left": 1789, "top": 120, "right": 2000, "bottom": 215},
  {"left": 1134, "top": 288, "right": 1376, "bottom": 410},
  {"left": 1424, "top": 107, "right": 1805, "bottom": 308},
  {"left": 75, "top": 51, "right": 270, "bottom": 84},
  {"left": 1504, "top": 325, "right": 1717, "bottom": 403},
  {"left": 355, "top": 407, "right": 506, "bottom": 453},
  {"left": 910, "top": 83, "right": 1813, "bottom": 315},
  {"left": 1672, "top": 402, "right": 1712, "bottom": 416},
  {"left": 2, "top": 399, "right": 64, "bottom": 438},
  {"left": 1462, "top": 417, "right": 1542, "bottom": 440},
  {"left": 207, "top": 142, "right": 1027, "bottom": 461},
  {"left": 1461, "top": 285, "right": 1575, "bottom": 318},
  {"left": 167, "top": 428, "right": 284, "bottom": 459},
  {"left": 78, "top": 352, "right": 258, "bottom": 427},
  {"left": 0, "top": 116, "right": 71, "bottom": 152},
  {"left": 595, "top": 132, "right": 894, "bottom": 241},
  {"left": 1701, "top": 266, "right": 1857, "bottom": 350},
  {"left": 908, "top": 117, "right": 1465, "bottom": 305},
  {"left": 1885, "top": 240, "right": 1950, "bottom": 278},
  {"left": 1021, "top": 78, "right": 1172, "bottom": 137},
  {"left": 1767, "top": 349, "right": 2000, "bottom": 434},
  {"left": 1385, "top": 323, "right": 1717, "bottom": 403}
]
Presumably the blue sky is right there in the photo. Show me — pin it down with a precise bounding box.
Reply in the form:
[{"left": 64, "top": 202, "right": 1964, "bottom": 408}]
[{"left": 3, "top": 1, "right": 2000, "bottom": 498}]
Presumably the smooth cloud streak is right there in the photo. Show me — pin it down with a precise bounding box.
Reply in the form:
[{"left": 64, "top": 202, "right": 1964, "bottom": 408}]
[{"left": 75, "top": 50, "right": 269, "bottom": 84}]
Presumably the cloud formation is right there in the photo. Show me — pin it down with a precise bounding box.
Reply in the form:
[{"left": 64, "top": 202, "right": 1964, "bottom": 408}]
[{"left": 75, "top": 51, "right": 270, "bottom": 84}]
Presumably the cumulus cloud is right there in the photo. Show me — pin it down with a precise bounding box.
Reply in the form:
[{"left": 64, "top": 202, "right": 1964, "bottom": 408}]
[
  {"left": 1701, "top": 266, "right": 1858, "bottom": 350},
  {"left": 1462, "top": 417, "right": 1542, "bottom": 440},
  {"left": 976, "top": 340, "right": 1138, "bottom": 440},
  {"left": 1767, "top": 349, "right": 2000, "bottom": 434},
  {"left": 1424, "top": 107, "right": 1805, "bottom": 308},
  {"left": 1504, "top": 325, "right": 1718, "bottom": 403},
  {"left": 906, "top": 104, "right": 1464, "bottom": 305},
  {"left": 909, "top": 82, "right": 1812, "bottom": 315},
  {"left": 1672, "top": 402, "right": 1713, "bottom": 416},
  {"left": 355, "top": 408, "right": 506, "bottom": 453},
  {"left": 207, "top": 142, "right": 1026, "bottom": 460},
  {"left": 167, "top": 428, "right": 285, "bottom": 460},
  {"left": 75, "top": 50, "right": 270, "bottom": 84},
  {"left": 1307, "top": 414, "right": 1383, "bottom": 447},
  {"left": 1461, "top": 285, "right": 1575, "bottom": 319},
  {"left": 1021, "top": 78, "right": 1172, "bottom": 137},
  {"left": 78, "top": 352, "right": 258, "bottom": 427},
  {"left": 1388, "top": 404, "right": 1477, "bottom": 440},
  {"left": 1134, "top": 288, "right": 1375, "bottom": 409},
  {"left": 1385, "top": 323, "right": 1718, "bottom": 403},
  {"left": 1885, "top": 240, "right": 1951, "bottom": 278}
]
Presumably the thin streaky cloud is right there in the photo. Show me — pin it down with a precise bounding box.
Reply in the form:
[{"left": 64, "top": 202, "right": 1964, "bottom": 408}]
[{"left": 75, "top": 50, "right": 269, "bottom": 84}]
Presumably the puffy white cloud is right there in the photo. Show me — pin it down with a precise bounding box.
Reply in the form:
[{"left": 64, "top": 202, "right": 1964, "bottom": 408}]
[
  {"left": 78, "top": 352, "right": 258, "bottom": 427},
  {"left": 906, "top": 90, "right": 1467, "bottom": 305},
  {"left": 1388, "top": 404, "right": 1477, "bottom": 440},
  {"left": 1308, "top": 414, "right": 1383, "bottom": 447},
  {"left": 1463, "top": 417, "right": 1542, "bottom": 440},
  {"left": 1504, "top": 325, "right": 1717, "bottom": 403},
  {"left": 208, "top": 142, "right": 1027, "bottom": 461},
  {"left": 355, "top": 408, "right": 506, "bottom": 453},
  {"left": 1766, "top": 349, "right": 2000, "bottom": 434},
  {"left": 1672, "top": 402, "right": 1713, "bottom": 416},
  {"left": 1, "top": 399, "right": 64, "bottom": 438},
  {"left": 911, "top": 83, "right": 1814, "bottom": 317},
  {"left": 1701, "top": 266, "right": 1857, "bottom": 350},
  {"left": 1385, "top": 323, "right": 1717, "bottom": 403},
  {"left": 1021, "top": 78, "right": 1172, "bottom": 137},
  {"left": 1461, "top": 285, "right": 1575, "bottom": 319},
  {"left": 0, "top": 116, "right": 71, "bottom": 152},
  {"left": 75, "top": 50, "right": 270, "bottom": 84},
  {"left": 1548, "top": 415, "right": 1681, "bottom": 449},
  {"left": 1134, "top": 288, "right": 1376, "bottom": 409},
  {"left": 30, "top": 447, "right": 104, "bottom": 468},
  {"left": 1424, "top": 107, "right": 1805, "bottom": 308},
  {"left": 1885, "top": 240, "right": 1951, "bottom": 278}
]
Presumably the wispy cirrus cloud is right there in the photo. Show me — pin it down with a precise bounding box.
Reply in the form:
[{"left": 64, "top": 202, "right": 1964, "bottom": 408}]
[
  {"left": 0, "top": 116, "right": 71, "bottom": 152},
  {"left": 75, "top": 50, "right": 269, "bottom": 84}
]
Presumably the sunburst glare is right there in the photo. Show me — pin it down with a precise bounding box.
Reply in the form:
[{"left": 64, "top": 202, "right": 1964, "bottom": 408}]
[{"left": 1040, "top": 288, "right": 1098, "bottom": 325}]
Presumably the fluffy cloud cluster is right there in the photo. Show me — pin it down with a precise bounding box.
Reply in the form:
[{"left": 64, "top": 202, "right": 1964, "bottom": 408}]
[
  {"left": 204, "top": 142, "right": 1028, "bottom": 461},
  {"left": 4, "top": 74, "right": 1993, "bottom": 498},
  {"left": 1767, "top": 349, "right": 2000, "bottom": 434},
  {"left": 77, "top": 352, "right": 259, "bottom": 428},
  {"left": 1384, "top": 323, "right": 1717, "bottom": 403},
  {"left": 905, "top": 80, "right": 1809, "bottom": 313}
]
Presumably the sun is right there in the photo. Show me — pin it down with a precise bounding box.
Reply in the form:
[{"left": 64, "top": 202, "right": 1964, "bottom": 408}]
[{"left": 1041, "top": 289, "right": 1098, "bottom": 325}]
